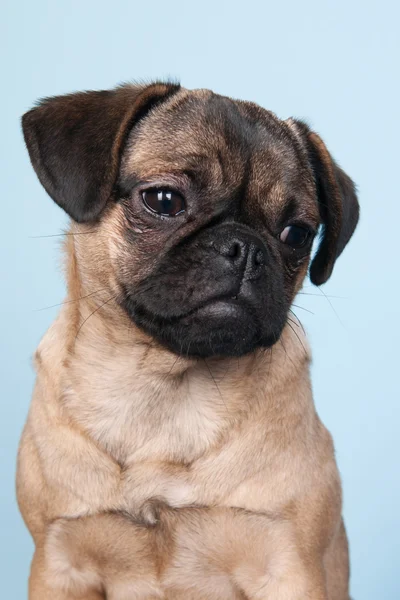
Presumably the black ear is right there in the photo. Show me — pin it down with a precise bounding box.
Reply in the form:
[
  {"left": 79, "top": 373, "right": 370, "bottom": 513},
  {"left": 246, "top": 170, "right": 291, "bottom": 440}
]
[
  {"left": 287, "top": 120, "right": 360, "bottom": 285},
  {"left": 22, "top": 82, "right": 181, "bottom": 222}
]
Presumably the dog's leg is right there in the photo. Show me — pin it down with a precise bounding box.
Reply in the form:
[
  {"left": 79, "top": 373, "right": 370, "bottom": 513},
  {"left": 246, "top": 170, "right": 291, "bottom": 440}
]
[
  {"left": 163, "top": 507, "right": 329, "bottom": 600},
  {"left": 29, "top": 549, "right": 104, "bottom": 600},
  {"left": 40, "top": 514, "right": 165, "bottom": 600}
]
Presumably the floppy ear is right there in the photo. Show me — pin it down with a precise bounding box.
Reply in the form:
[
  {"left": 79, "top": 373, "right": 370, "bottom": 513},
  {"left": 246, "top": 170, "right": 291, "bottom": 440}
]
[
  {"left": 287, "top": 119, "right": 359, "bottom": 285},
  {"left": 22, "top": 82, "right": 181, "bottom": 223}
]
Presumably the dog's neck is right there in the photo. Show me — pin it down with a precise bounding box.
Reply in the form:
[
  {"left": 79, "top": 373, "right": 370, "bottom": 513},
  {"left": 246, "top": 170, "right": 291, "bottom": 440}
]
[{"left": 35, "top": 239, "right": 312, "bottom": 464}]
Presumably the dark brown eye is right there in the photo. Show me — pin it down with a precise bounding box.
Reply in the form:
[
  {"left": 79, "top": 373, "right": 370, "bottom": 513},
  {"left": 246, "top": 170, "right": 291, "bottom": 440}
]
[
  {"left": 142, "top": 189, "right": 185, "bottom": 217},
  {"left": 280, "top": 225, "right": 312, "bottom": 248}
]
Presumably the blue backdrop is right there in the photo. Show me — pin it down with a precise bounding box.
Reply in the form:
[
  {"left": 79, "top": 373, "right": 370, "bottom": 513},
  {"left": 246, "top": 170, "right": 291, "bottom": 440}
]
[{"left": 2, "top": 1, "right": 399, "bottom": 598}]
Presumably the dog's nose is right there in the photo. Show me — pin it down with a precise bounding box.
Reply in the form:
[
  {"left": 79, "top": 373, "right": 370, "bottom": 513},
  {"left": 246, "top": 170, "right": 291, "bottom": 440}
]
[{"left": 213, "top": 235, "right": 266, "bottom": 278}]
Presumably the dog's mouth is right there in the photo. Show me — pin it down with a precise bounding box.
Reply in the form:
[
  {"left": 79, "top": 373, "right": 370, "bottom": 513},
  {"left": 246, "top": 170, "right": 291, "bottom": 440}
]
[
  {"left": 186, "top": 298, "right": 248, "bottom": 318},
  {"left": 121, "top": 290, "right": 282, "bottom": 359},
  {"left": 126, "top": 291, "right": 249, "bottom": 323}
]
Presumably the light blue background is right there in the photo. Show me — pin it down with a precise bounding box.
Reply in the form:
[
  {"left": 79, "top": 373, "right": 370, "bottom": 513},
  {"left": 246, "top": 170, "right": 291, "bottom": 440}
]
[{"left": 2, "top": 1, "right": 399, "bottom": 598}]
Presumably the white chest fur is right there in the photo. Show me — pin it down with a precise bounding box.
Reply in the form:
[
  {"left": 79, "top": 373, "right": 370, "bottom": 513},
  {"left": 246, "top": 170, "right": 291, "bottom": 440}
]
[{"left": 64, "top": 337, "right": 255, "bottom": 466}]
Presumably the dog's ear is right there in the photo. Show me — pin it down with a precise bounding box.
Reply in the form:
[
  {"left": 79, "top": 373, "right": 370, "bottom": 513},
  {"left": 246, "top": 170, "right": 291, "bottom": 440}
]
[
  {"left": 22, "top": 82, "right": 181, "bottom": 223},
  {"left": 287, "top": 119, "right": 359, "bottom": 285}
]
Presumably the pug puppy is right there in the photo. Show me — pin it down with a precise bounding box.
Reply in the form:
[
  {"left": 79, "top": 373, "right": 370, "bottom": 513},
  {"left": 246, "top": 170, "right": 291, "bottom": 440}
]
[{"left": 17, "top": 82, "right": 359, "bottom": 600}]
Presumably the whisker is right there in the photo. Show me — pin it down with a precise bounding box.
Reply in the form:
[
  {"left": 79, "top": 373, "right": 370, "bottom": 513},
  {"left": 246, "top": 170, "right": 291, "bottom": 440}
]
[
  {"left": 291, "top": 303, "right": 314, "bottom": 315},
  {"left": 317, "top": 287, "right": 346, "bottom": 329},
  {"left": 279, "top": 333, "right": 288, "bottom": 358},
  {"left": 266, "top": 345, "right": 274, "bottom": 381},
  {"left": 157, "top": 354, "right": 182, "bottom": 389},
  {"left": 287, "top": 315, "right": 300, "bottom": 327},
  {"left": 287, "top": 320, "right": 307, "bottom": 355},
  {"left": 185, "top": 339, "right": 193, "bottom": 359},
  {"left": 203, "top": 358, "right": 229, "bottom": 413},
  {"left": 298, "top": 292, "right": 347, "bottom": 299},
  {"left": 289, "top": 309, "right": 306, "bottom": 334},
  {"left": 34, "top": 288, "right": 109, "bottom": 312},
  {"left": 29, "top": 231, "right": 97, "bottom": 238},
  {"left": 280, "top": 335, "right": 297, "bottom": 370},
  {"left": 75, "top": 295, "right": 117, "bottom": 339}
]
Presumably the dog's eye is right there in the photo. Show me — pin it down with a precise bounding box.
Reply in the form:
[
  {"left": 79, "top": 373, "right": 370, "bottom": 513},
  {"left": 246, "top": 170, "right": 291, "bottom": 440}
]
[
  {"left": 280, "top": 225, "right": 312, "bottom": 248},
  {"left": 142, "top": 189, "right": 185, "bottom": 217}
]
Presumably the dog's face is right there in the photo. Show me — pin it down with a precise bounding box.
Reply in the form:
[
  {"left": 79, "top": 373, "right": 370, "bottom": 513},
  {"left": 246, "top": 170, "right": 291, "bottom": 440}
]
[
  {"left": 22, "top": 83, "right": 359, "bottom": 358},
  {"left": 116, "top": 90, "right": 320, "bottom": 357}
]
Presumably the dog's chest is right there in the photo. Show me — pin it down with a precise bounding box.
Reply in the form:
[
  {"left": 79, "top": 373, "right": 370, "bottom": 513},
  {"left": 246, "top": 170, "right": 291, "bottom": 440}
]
[{"left": 68, "top": 373, "right": 229, "bottom": 464}]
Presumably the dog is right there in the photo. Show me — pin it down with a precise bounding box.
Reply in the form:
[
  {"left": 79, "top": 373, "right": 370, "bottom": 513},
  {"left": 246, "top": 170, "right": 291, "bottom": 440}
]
[{"left": 17, "top": 81, "right": 359, "bottom": 600}]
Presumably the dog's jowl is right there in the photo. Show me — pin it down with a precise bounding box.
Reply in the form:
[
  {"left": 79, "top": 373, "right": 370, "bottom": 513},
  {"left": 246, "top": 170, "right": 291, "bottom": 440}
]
[{"left": 17, "top": 82, "right": 359, "bottom": 600}]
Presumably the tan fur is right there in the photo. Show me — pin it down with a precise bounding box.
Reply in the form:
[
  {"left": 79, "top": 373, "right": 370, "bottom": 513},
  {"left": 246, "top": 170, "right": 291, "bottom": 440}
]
[
  {"left": 17, "top": 232, "right": 348, "bottom": 598},
  {"left": 17, "top": 86, "right": 353, "bottom": 600}
]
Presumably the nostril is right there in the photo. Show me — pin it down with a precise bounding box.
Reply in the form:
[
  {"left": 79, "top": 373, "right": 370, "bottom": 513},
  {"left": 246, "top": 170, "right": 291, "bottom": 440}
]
[
  {"left": 226, "top": 242, "right": 241, "bottom": 259},
  {"left": 254, "top": 249, "right": 264, "bottom": 266}
]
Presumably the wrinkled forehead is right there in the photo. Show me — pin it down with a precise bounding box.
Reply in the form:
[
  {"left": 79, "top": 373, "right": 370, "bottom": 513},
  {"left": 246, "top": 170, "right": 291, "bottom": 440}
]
[{"left": 121, "top": 88, "right": 316, "bottom": 214}]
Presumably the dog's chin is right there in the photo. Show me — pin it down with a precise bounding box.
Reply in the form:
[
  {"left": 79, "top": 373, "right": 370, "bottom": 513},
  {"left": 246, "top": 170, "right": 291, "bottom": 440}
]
[{"left": 125, "top": 297, "right": 281, "bottom": 359}]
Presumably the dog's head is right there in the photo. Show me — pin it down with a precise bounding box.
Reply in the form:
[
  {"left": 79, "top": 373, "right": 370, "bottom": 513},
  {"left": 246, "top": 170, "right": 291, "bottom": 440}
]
[{"left": 22, "top": 82, "right": 359, "bottom": 358}]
